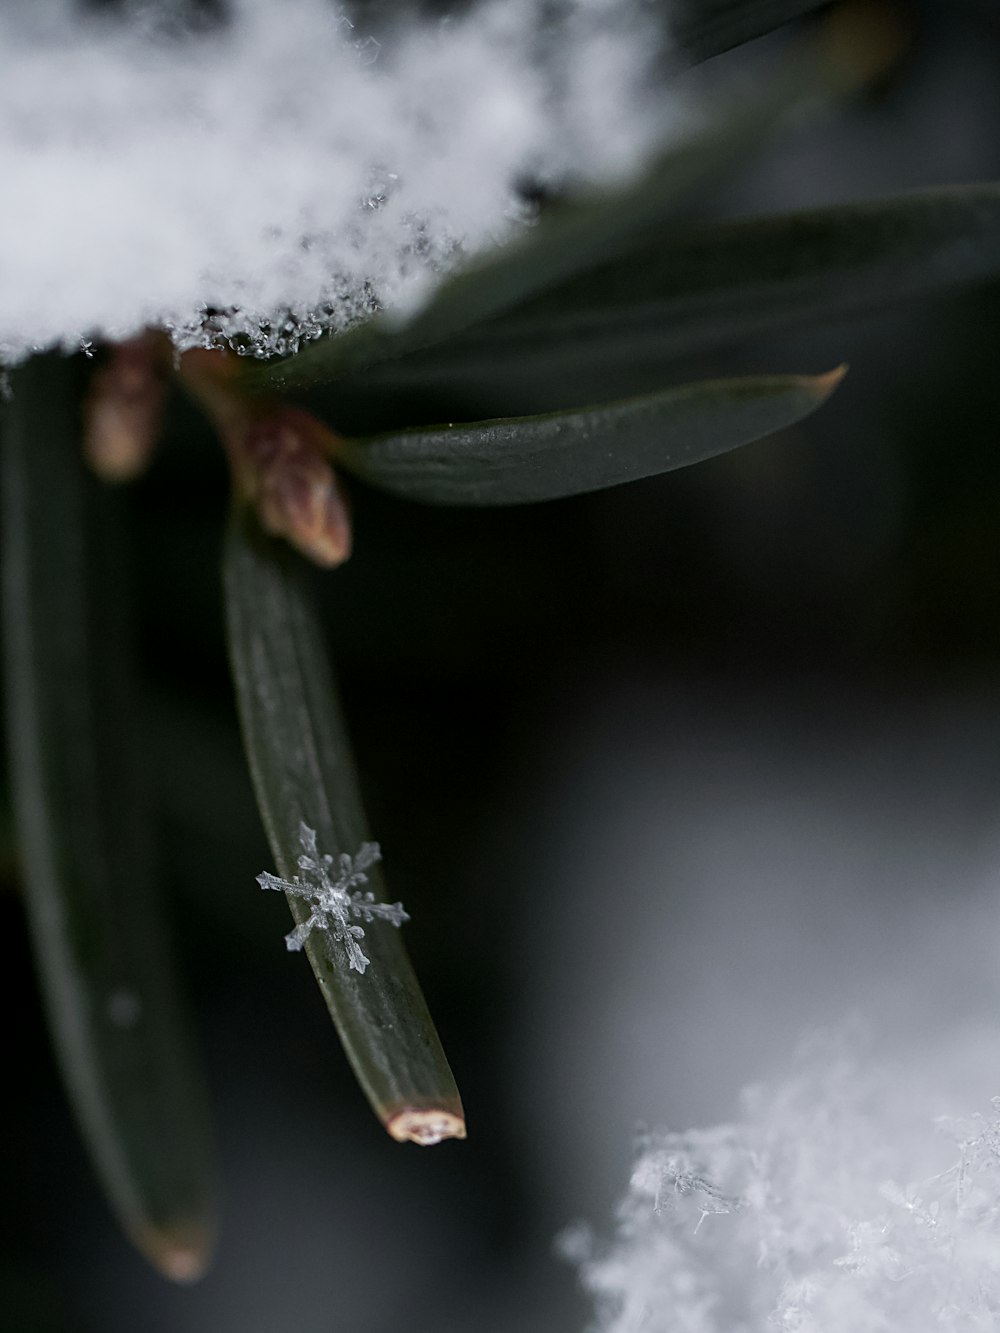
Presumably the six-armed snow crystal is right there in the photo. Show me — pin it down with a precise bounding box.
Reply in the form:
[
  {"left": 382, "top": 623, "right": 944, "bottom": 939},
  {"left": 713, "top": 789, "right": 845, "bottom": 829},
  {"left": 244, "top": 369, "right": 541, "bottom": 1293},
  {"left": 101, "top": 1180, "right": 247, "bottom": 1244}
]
[{"left": 257, "top": 823, "right": 409, "bottom": 974}]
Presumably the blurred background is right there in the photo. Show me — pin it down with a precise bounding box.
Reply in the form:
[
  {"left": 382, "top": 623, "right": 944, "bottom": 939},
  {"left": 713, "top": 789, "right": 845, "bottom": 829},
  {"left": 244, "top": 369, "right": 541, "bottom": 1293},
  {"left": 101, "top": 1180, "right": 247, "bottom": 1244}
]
[{"left": 5, "top": 0, "right": 1000, "bottom": 1329}]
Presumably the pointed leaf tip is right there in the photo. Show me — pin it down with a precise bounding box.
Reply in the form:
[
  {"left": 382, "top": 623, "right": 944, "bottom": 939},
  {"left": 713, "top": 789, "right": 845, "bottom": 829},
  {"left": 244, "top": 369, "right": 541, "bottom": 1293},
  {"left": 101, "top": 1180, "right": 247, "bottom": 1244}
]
[
  {"left": 336, "top": 368, "right": 849, "bottom": 507},
  {"left": 810, "top": 363, "right": 849, "bottom": 397},
  {"left": 138, "top": 1220, "right": 215, "bottom": 1284}
]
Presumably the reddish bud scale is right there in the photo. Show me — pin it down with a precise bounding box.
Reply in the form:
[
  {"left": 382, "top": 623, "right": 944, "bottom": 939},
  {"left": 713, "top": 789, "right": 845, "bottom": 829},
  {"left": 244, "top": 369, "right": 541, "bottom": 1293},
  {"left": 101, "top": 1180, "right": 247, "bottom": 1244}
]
[
  {"left": 249, "top": 409, "right": 352, "bottom": 567},
  {"left": 83, "top": 331, "right": 171, "bottom": 482},
  {"left": 179, "top": 349, "right": 352, "bottom": 568}
]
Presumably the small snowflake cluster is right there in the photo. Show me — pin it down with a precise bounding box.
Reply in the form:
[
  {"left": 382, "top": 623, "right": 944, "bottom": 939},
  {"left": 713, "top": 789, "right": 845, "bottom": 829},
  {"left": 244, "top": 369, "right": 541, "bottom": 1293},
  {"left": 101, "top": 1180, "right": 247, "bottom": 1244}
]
[
  {"left": 569, "top": 1033, "right": 1000, "bottom": 1332},
  {"left": 257, "top": 823, "right": 408, "bottom": 974}
]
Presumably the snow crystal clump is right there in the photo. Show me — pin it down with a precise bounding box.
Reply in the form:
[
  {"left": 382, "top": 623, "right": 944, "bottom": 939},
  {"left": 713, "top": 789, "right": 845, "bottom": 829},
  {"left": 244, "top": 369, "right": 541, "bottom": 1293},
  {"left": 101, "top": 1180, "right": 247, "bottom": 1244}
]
[
  {"left": 0, "top": 0, "right": 674, "bottom": 363},
  {"left": 568, "top": 1031, "right": 1000, "bottom": 1332}
]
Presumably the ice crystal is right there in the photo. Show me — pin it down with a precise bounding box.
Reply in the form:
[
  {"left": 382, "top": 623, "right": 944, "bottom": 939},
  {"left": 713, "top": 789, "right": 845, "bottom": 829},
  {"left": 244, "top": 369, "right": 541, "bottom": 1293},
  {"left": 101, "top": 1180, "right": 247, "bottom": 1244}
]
[
  {"left": 568, "top": 1031, "right": 1000, "bottom": 1333},
  {"left": 257, "top": 822, "right": 408, "bottom": 974}
]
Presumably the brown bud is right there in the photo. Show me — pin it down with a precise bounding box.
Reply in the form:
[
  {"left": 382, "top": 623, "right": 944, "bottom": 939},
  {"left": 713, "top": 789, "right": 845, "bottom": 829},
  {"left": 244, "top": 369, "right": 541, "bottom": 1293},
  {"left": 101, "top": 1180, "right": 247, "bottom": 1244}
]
[
  {"left": 178, "top": 348, "right": 352, "bottom": 568},
  {"left": 83, "top": 331, "right": 170, "bottom": 482},
  {"left": 253, "top": 410, "right": 353, "bottom": 568}
]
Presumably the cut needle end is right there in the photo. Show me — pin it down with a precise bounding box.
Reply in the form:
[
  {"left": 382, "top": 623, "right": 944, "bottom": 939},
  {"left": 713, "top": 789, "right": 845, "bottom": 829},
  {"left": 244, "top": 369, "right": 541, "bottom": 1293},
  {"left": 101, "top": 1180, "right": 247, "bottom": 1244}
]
[{"left": 385, "top": 1108, "right": 467, "bottom": 1146}]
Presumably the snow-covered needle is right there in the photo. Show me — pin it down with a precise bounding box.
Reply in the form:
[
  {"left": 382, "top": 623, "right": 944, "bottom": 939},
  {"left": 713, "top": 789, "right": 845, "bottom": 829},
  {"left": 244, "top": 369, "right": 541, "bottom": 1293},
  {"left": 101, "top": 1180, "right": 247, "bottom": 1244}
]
[{"left": 257, "top": 823, "right": 408, "bottom": 973}]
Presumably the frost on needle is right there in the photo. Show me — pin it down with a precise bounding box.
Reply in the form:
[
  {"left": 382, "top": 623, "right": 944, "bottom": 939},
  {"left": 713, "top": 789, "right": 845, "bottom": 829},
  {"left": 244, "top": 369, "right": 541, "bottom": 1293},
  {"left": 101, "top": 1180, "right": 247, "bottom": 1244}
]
[{"left": 257, "top": 823, "right": 408, "bottom": 973}]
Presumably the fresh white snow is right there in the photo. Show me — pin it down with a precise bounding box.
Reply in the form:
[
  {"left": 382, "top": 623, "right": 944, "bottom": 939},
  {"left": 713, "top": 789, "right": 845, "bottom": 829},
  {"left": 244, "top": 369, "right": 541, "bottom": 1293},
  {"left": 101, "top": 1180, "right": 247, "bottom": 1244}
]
[
  {"left": 0, "top": 0, "right": 671, "bottom": 363},
  {"left": 568, "top": 1028, "right": 1000, "bottom": 1332}
]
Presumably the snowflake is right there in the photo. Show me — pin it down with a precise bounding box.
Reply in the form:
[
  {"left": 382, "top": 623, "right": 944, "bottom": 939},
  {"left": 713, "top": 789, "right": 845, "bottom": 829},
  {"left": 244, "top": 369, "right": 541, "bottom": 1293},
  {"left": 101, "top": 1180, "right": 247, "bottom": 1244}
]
[
  {"left": 257, "top": 823, "right": 409, "bottom": 974},
  {"left": 653, "top": 1151, "right": 746, "bottom": 1228}
]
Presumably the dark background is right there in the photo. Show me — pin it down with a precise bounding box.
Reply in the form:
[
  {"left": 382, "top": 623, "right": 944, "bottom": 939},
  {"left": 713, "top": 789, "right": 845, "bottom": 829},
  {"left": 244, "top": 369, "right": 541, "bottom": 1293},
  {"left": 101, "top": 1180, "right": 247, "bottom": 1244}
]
[{"left": 5, "top": 1, "right": 1000, "bottom": 1329}]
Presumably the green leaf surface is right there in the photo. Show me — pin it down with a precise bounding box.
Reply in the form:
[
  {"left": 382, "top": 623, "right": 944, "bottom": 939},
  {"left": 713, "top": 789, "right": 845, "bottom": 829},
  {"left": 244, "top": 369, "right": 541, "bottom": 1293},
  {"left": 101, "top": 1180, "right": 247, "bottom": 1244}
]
[
  {"left": 1, "top": 354, "right": 216, "bottom": 1282},
  {"left": 243, "top": 63, "right": 818, "bottom": 396},
  {"left": 223, "top": 509, "right": 465, "bottom": 1145},
  {"left": 670, "top": 0, "right": 830, "bottom": 62},
  {"left": 313, "top": 183, "right": 1000, "bottom": 398},
  {"left": 335, "top": 367, "right": 845, "bottom": 506},
  {"left": 453, "top": 182, "right": 1000, "bottom": 365}
]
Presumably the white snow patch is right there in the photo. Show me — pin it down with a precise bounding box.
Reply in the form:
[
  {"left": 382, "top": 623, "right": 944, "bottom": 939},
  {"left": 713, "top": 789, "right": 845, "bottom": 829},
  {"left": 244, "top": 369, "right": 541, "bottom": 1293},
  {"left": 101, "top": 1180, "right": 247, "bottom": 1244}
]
[
  {"left": 0, "top": 0, "right": 674, "bottom": 362},
  {"left": 569, "top": 1027, "right": 1000, "bottom": 1333}
]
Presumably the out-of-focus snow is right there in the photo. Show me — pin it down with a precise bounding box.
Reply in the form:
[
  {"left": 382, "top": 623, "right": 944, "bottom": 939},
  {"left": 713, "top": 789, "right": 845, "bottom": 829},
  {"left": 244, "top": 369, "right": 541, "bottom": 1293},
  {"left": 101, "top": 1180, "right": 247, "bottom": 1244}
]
[
  {"left": 0, "top": 0, "right": 671, "bottom": 363},
  {"left": 569, "top": 1028, "right": 1000, "bottom": 1332},
  {"left": 504, "top": 677, "right": 1000, "bottom": 1331}
]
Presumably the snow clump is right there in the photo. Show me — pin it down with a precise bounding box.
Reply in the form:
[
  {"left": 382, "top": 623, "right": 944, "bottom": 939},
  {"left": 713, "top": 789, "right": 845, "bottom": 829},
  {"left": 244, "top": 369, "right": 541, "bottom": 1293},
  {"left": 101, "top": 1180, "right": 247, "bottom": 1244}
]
[
  {"left": 567, "top": 1030, "right": 1000, "bottom": 1332},
  {"left": 0, "top": 0, "right": 673, "bottom": 363}
]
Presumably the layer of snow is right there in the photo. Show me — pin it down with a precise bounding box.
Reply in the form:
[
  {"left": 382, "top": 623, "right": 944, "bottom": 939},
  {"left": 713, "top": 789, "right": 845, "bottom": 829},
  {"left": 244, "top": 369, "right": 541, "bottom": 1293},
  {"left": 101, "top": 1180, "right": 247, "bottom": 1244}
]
[
  {"left": 569, "top": 1028, "right": 1000, "bottom": 1332},
  {"left": 0, "top": 0, "right": 672, "bottom": 362}
]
